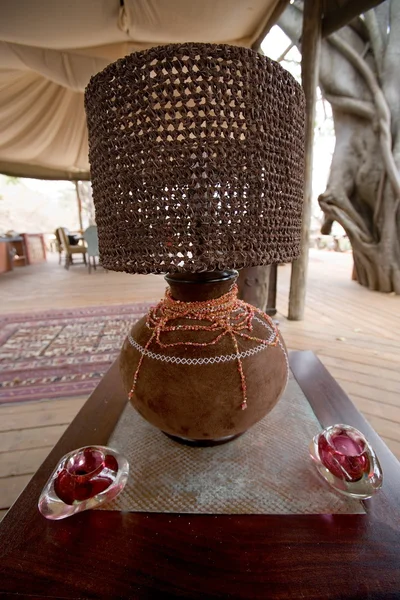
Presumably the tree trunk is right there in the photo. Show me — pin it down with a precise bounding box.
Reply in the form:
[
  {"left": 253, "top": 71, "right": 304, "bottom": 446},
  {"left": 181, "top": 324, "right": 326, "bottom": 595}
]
[
  {"left": 279, "top": 1, "right": 400, "bottom": 293},
  {"left": 237, "top": 266, "right": 271, "bottom": 311},
  {"left": 76, "top": 181, "right": 96, "bottom": 227}
]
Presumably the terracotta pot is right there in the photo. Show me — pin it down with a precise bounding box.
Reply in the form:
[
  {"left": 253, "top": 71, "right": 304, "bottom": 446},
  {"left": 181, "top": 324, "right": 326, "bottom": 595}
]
[{"left": 119, "top": 271, "right": 288, "bottom": 445}]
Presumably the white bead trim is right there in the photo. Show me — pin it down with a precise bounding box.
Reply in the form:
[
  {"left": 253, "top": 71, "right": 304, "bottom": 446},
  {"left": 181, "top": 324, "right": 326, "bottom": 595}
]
[
  {"left": 128, "top": 313, "right": 288, "bottom": 371},
  {"left": 128, "top": 334, "right": 270, "bottom": 365}
]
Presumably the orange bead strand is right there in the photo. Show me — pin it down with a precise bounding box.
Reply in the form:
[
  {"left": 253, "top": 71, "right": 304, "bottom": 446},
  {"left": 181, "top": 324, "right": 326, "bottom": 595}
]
[{"left": 129, "top": 284, "right": 280, "bottom": 410}]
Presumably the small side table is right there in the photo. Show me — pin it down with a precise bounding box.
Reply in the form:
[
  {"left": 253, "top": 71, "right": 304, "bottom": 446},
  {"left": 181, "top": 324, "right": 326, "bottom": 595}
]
[
  {"left": 0, "top": 351, "right": 399, "bottom": 598},
  {"left": 0, "top": 236, "right": 27, "bottom": 271}
]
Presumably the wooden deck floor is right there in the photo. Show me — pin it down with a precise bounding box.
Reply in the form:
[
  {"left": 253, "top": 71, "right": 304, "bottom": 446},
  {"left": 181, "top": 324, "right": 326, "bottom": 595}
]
[{"left": 1, "top": 250, "right": 399, "bottom": 520}]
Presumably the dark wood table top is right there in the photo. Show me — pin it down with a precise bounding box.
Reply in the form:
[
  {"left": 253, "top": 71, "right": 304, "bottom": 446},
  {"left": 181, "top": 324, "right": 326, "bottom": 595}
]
[{"left": 0, "top": 351, "right": 399, "bottom": 599}]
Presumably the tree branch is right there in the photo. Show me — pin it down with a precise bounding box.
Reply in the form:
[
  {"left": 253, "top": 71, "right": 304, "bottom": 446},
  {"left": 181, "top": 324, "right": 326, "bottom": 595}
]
[
  {"left": 382, "top": 1, "right": 400, "bottom": 143},
  {"left": 328, "top": 32, "right": 400, "bottom": 211},
  {"left": 363, "top": 10, "right": 385, "bottom": 74},
  {"left": 278, "top": 4, "right": 303, "bottom": 48},
  {"left": 277, "top": 42, "right": 295, "bottom": 63},
  {"left": 375, "top": 1, "right": 390, "bottom": 43},
  {"left": 324, "top": 93, "right": 374, "bottom": 119},
  {"left": 319, "top": 200, "right": 373, "bottom": 253},
  {"left": 319, "top": 191, "right": 373, "bottom": 245},
  {"left": 348, "top": 16, "right": 370, "bottom": 45},
  {"left": 373, "top": 172, "right": 386, "bottom": 225}
]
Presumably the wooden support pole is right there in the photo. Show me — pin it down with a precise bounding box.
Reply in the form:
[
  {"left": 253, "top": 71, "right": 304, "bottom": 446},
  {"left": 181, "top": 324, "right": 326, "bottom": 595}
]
[
  {"left": 266, "top": 262, "right": 278, "bottom": 317},
  {"left": 288, "top": 0, "right": 322, "bottom": 321},
  {"left": 74, "top": 181, "right": 84, "bottom": 233},
  {"left": 251, "top": 0, "right": 290, "bottom": 50}
]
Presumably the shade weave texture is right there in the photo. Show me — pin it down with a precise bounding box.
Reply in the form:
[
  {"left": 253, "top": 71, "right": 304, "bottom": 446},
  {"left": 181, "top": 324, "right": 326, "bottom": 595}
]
[{"left": 85, "top": 43, "right": 305, "bottom": 274}]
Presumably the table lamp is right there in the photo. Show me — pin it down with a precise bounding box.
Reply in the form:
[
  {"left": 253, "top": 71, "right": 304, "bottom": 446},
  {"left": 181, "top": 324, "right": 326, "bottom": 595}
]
[{"left": 85, "top": 43, "right": 305, "bottom": 445}]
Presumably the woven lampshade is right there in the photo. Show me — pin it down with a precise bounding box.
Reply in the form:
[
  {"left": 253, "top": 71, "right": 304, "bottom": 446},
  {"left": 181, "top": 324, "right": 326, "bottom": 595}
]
[{"left": 85, "top": 43, "right": 305, "bottom": 274}]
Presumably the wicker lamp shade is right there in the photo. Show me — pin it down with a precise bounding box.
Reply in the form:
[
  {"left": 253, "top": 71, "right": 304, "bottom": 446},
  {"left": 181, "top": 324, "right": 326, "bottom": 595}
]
[{"left": 85, "top": 43, "right": 305, "bottom": 274}]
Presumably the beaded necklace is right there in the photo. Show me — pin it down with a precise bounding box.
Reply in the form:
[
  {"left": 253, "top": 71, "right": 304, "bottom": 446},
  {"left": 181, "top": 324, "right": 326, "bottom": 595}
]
[{"left": 128, "top": 284, "right": 281, "bottom": 410}]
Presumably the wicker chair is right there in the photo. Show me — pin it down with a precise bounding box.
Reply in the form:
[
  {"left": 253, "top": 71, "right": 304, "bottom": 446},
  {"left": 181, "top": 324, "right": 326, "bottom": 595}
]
[
  {"left": 54, "top": 228, "right": 63, "bottom": 264},
  {"left": 57, "top": 227, "right": 87, "bottom": 270},
  {"left": 83, "top": 225, "right": 99, "bottom": 274}
]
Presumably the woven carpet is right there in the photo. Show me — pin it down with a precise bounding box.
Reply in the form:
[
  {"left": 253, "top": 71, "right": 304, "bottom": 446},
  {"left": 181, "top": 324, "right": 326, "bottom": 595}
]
[{"left": 0, "top": 303, "right": 150, "bottom": 405}]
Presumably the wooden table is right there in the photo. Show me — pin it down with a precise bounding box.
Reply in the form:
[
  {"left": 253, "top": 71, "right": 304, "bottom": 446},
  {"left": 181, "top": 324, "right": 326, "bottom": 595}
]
[
  {"left": 0, "top": 351, "right": 399, "bottom": 599},
  {"left": 0, "top": 235, "right": 27, "bottom": 272}
]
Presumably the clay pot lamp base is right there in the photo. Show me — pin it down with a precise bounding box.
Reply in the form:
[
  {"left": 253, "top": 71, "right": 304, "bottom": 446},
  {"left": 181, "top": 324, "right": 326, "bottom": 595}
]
[
  {"left": 120, "top": 269, "right": 289, "bottom": 446},
  {"left": 163, "top": 270, "right": 246, "bottom": 446}
]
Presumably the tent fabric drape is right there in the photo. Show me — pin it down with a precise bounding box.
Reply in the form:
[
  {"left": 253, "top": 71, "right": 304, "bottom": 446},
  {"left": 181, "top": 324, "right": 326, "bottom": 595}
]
[{"left": 0, "top": 0, "right": 280, "bottom": 179}]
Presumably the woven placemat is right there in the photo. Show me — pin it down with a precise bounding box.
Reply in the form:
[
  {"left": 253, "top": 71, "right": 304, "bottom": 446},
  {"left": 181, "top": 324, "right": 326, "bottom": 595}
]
[{"left": 99, "top": 373, "right": 364, "bottom": 514}]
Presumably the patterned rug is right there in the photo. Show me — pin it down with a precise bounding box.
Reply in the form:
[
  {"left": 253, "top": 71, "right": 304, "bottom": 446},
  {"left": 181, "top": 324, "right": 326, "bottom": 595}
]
[{"left": 0, "top": 303, "right": 151, "bottom": 405}]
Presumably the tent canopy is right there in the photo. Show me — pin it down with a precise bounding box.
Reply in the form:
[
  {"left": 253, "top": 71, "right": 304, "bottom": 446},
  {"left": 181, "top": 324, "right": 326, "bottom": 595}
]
[
  {"left": 0, "top": 0, "right": 385, "bottom": 180},
  {"left": 0, "top": 0, "right": 284, "bottom": 179}
]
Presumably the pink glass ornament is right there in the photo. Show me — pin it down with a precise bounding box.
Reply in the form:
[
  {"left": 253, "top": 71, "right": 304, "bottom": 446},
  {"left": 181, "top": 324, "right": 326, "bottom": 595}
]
[
  {"left": 38, "top": 446, "right": 129, "bottom": 520},
  {"left": 309, "top": 424, "right": 382, "bottom": 499}
]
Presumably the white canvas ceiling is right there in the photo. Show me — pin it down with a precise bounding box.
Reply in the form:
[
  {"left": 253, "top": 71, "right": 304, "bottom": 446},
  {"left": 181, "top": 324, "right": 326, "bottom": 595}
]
[{"left": 0, "top": 0, "right": 281, "bottom": 179}]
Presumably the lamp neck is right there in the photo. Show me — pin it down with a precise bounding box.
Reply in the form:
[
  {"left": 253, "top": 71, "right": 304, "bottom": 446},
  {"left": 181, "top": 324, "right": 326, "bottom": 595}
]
[{"left": 165, "top": 270, "right": 238, "bottom": 302}]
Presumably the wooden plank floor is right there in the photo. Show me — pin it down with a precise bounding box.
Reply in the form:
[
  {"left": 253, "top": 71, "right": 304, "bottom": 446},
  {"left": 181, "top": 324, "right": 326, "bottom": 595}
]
[
  {"left": 276, "top": 250, "right": 400, "bottom": 461},
  {"left": 0, "top": 250, "right": 399, "bottom": 520}
]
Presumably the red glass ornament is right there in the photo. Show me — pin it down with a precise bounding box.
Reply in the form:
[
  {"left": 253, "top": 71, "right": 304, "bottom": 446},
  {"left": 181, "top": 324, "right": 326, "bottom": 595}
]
[
  {"left": 310, "top": 424, "right": 383, "bottom": 499},
  {"left": 318, "top": 427, "right": 369, "bottom": 482},
  {"left": 54, "top": 448, "right": 117, "bottom": 505},
  {"left": 38, "top": 445, "right": 129, "bottom": 520}
]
